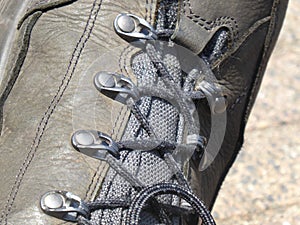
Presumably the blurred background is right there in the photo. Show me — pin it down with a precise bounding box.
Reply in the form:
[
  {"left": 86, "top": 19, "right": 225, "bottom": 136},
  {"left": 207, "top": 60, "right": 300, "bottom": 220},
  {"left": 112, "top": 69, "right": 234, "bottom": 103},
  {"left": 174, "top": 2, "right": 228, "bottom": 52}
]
[{"left": 213, "top": 1, "right": 300, "bottom": 224}]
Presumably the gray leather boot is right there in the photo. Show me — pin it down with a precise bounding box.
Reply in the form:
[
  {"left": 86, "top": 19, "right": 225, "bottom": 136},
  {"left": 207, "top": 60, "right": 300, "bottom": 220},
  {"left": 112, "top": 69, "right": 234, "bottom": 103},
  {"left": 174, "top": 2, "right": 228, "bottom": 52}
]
[{"left": 0, "top": 0, "right": 288, "bottom": 224}]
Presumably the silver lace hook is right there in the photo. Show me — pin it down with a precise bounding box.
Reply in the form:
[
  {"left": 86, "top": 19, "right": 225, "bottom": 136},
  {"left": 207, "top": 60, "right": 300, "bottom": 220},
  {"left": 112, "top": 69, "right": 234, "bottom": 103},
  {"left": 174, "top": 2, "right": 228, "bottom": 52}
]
[
  {"left": 71, "top": 130, "right": 145, "bottom": 188},
  {"left": 71, "top": 130, "right": 120, "bottom": 160},
  {"left": 94, "top": 72, "right": 156, "bottom": 138},
  {"left": 94, "top": 72, "right": 140, "bottom": 105},
  {"left": 114, "top": 13, "right": 157, "bottom": 41},
  {"left": 40, "top": 191, "right": 90, "bottom": 222}
]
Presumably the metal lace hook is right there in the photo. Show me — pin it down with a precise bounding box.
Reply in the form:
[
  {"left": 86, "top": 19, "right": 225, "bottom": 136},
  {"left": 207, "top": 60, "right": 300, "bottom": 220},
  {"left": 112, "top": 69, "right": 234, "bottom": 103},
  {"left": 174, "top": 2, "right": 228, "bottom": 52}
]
[
  {"left": 71, "top": 130, "right": 144, "bottom": 188},
  {"left": 40, "top": 191, "right": 90, "bottom": 222},
  {"left": 114, "top": 13, "right": 157, "bottom": 41},
  {"left": 94, "top": 72, "right": 140, "bottom": 105},
  {"left": 94, "top": 72, "right": 156, "bottom": 138},
  {"left": 71, "top": 130, "right": 120, "bottom": 160}
]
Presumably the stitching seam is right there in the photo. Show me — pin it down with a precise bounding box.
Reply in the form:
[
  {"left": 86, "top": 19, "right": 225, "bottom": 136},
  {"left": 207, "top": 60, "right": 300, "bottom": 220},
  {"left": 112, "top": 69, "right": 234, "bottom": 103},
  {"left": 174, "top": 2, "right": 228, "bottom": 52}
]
[
  {"left": 183, "top": 0, "right": 239, "bottom": 47},
  {"left": 0, "top": 0, "right": 103, "bottom": 223},
  {"left": 85, "top": 21, "right": 136, "bottom": 204},
  {"left": 145, "top": 0, "right": 149, "bottom": 20},
  {"left": 111, "top": 105, "right": 127, "bottom": 139},
  {"left": 90, "top": 0, "right": 155, "bottom": 220},
  {"left": 85, "top": 1, "right": 140, "bottom": 204}
]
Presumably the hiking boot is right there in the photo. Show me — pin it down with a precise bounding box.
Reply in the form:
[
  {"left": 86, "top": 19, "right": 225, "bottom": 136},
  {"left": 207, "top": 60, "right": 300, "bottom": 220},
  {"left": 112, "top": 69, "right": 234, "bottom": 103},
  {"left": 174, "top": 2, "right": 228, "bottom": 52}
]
[{"left": 0, "top": 0, "right": 288, "bottom": 224}]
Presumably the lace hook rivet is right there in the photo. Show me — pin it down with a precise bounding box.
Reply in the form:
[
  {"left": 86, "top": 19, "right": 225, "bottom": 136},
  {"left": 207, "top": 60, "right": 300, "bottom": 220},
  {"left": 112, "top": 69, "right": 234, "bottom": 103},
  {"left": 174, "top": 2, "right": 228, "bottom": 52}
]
[
  {"left": 71, "top": 130, "right": 120, "bottom": 160},
  {"left": 40, "top": 191, "right": 90, "bottom": 222},
  {"left": 94, "top": 72, "right": 140, "bottom": 105},
  {"left": 114, "top": 13, "right": 157, "bottom": 41}
]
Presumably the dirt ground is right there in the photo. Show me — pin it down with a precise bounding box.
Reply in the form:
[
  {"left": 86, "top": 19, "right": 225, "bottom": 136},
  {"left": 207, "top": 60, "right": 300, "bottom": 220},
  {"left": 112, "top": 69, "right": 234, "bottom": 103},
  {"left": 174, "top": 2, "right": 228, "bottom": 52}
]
[{"left": 213, "top": 1, "right": 300, "bottom": 224}]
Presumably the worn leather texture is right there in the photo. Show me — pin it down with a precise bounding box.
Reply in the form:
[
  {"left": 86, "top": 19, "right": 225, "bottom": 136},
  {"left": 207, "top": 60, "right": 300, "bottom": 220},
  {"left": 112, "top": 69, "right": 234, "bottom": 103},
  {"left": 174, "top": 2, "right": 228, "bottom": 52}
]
[
  {"left": 179, "top": 0, "right": 289, "bottom": 213},
  {"left": 0, "top": 0, "right": 288, "bottom": 224},
  {"left": 0, "top": 0, "right": 157, "bottom": 224}
]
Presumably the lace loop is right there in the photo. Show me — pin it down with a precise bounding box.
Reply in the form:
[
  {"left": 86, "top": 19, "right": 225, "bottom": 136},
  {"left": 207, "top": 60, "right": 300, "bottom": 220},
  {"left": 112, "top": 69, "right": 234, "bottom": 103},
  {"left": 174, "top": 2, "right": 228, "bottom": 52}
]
[{"left": 126, "top": 183, "right": 216, "bottom": 225}]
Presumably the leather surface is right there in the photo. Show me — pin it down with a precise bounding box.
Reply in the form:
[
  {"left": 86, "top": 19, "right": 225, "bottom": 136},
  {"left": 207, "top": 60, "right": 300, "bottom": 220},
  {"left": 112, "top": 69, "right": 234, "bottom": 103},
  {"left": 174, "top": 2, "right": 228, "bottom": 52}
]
[
  {"left": 171, "top": 14, "right": 221, "bottom": 55},
  {"left": 0, "top": 0, "right": 289, "bottom": 224},
  {"left": 181, "top": 0, "right": 289, "bottom": 212},
  {"left": 0, "top": 0, "right": 157, "bottom": 224},
  {"left": 171, "top": 13, "right": 237, "bottom": 55}
]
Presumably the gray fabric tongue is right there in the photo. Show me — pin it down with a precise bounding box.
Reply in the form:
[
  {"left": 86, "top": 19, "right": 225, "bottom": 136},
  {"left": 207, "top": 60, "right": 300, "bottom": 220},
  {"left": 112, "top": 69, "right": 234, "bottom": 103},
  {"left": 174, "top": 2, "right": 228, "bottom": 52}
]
[
  {"left": 123, "top": 53, "right": 182, "bottom": 141},
  {"left": 89, "top": 1, "right": 186, "bottom": 223},
  {"left": 89, "top": 51, "right": 184, "bottom": 224}
]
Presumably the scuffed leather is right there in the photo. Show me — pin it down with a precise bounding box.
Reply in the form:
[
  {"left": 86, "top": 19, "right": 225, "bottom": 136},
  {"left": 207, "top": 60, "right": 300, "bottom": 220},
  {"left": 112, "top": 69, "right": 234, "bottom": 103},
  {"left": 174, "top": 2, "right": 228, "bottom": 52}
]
[{"left": 0, "top": 0, "right": 157, "bottom": 224}]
